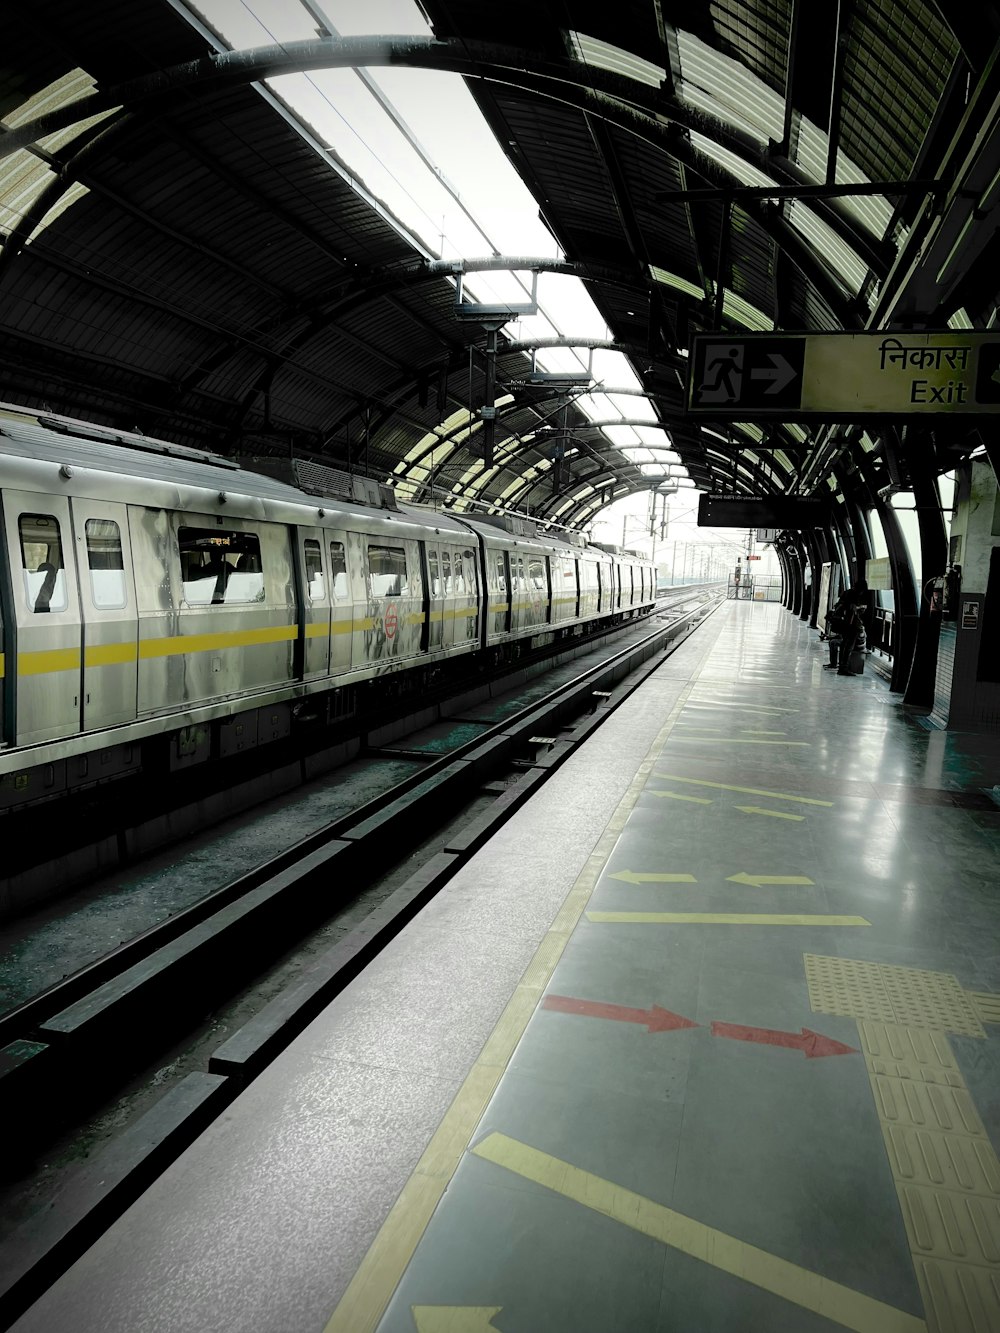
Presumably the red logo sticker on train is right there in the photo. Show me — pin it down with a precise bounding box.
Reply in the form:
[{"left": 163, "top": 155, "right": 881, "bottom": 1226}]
[{"left": 384, "top": 602, "right": 398, "bottom": 639}]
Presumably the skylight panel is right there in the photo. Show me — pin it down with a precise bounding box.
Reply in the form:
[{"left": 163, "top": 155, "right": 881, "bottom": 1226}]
[
  {"left": 719, "top": 289, "right": 774, "bottom": 331},
  {"left": 567, "top": 33, "right": 665, "bottom": 89},
  {"left": 676, "top": 30, "right": 784, "bottom": 147},
  {"left": 948, "top": 308, "right": 974, "bottom": 329},
  {"left": 788, "top": 201, "right": 868, "bottom": 296},
  {"left": 648, "top": 266, "right": 705, "bottom": 300},
  {"left": 25, "top": 181, "right": 90, "bottom": 245},
  {"left": 795, "top": 120, "right": 895, "bottom": 241},
  {"left": 689, "top": 133, "right": 777, "bottom": 190},
  {"left": 0, "top": 69, "right": 116, "bottom": 251}
]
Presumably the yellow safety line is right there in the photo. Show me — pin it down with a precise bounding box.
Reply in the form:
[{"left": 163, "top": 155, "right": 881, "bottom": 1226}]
[
  {"left": 322, "top": 624, "right": 722, "bottom": 1333},
  {"left": 655, "top": 775, "right": 834, "bottom": 806},
  {"left": 587, "top": 912, "right": 871, "bottom": 926},
  {"left": 0, "top": 651, "right": 4, "bottom": 678},
  {"left": 650, "top": 791, "right": 713, "bottom": 804},
  {"left": 472, "top": 1134, "right": 927, "bottom": 1333},
  {"left": 673, "top": 738, "right": 811, "bottom": 746},
  {"left": 735, "top": 806, "right": 805, "bottom": 821}
]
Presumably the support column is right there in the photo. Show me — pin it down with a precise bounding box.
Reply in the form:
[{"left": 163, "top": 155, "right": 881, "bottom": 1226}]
[
  {"left": 903, "top": 469, "right": 948, "bottom": 710},
  {"left": 932, "top": 458, "right": 1000, "bottom": 730}
]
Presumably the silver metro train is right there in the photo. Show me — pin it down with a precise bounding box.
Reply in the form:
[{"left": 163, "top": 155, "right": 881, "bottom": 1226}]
[{"left": 0, "top": 405, "right": 655, "bottom": 810}]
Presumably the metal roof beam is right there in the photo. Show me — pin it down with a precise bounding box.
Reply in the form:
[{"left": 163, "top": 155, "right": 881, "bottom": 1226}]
[{"left": 0, "top": 36, "right": 891, "bottom": 288}]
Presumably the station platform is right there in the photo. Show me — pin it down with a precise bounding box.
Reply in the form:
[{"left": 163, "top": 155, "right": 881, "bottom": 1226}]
[{"left": 11, "top": 601, "right": 1000, "bottom": 1333}]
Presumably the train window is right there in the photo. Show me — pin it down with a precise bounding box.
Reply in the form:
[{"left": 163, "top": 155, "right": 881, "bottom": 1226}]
[
  {"left": 516, "top": 556, "right": 526, "bottom": 591},
  {"left": 494, "top": 553, "right": 506, "bottom": 593},
  {"left": 528, "top": 557, "right": 545, "bottom": 592},
  {"left": 452, "top": 550, "right": 465, "bottom": 595},
  {"left": 19, "top": 513, "right": 68, "bottom": 613},
  {"left": 428, "top": 549, "right": 440, "bottom": 596},
  {"left": 303, "top": 540, "right": 325, "bottom": 601},
  {"left": 329, "top": 542, "right": 348, "bottom": 599},
  {"left": 441, "top": 550, "right": 451, "bottom": 595},
  {"left": 463, "top": 550, "right": 477, "bottom": 593},
  {"left": 178, "top": 527, "right": 263, "bottom": 605},
  {"left": 368, "top": 543, "right": 408, "bottom": 598},
  {"left": 86, "top": 518, "right": 126, "bottom": 609}
]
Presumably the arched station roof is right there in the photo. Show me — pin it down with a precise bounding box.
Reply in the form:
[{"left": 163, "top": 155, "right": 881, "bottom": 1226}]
[{"left": 1, "top": 1, "right": 999, "bottom": 526}]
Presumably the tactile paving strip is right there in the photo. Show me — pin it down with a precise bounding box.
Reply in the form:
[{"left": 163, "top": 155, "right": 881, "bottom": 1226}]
[
  {"left": 967, "top": 992, "right": 1000, "bottom": 1027},
  {"left": 855, "top": 1019, "right": 1000, "bottom": 1333},
  {"left": 805, "top": 955, "right": 985, "bottom": 1038}
]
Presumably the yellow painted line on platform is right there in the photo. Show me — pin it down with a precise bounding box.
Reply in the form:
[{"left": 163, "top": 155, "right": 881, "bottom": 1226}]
[
  {"left": 735, "top": 805, "right": 805, "bottom": 821},
  {"left": 609, "top": 870, "right": 697, "bottom": 884},
  {"left": 689, "top": 696, "right": 799, "bottom": 709},
  {"left": 412, "top": 1308, "right": 502, "bottom": 1332},
  {"left": 322, "top": 631, "right": 723, "bottom": 1333},
  {"left": 587, "top": 912, "right": 870, "bottom": 926},
  {"left": 0, "top": 651, "right": 4, "bottom": 678},
  {"left": 648, "top": 790, "right": 713, "bottom": 804},
  {"left": 742, "top": 730, "right": 786, "bottom": 735},
  {"left": 675, "top": 738, "right": 811, "bottom": 746},
  {"left": 726, "top": 872, "right": 813, "bottom": 886},
  {"left": 656, "top": 775, "right": 834, "bottom": 806},
  {"left": 472, "top": 1133, "right": 926, "bottom": 1333}
]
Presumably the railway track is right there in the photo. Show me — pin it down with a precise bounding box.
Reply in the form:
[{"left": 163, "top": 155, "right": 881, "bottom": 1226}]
[{"left": 0, "top": 584, "right": 721, "bottom": 1327}]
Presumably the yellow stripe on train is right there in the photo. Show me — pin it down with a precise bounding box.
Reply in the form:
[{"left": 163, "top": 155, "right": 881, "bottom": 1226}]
[
  {"left": 19, "top": 647, "right": 82, "bottom": 675},
  {"left": 138, "top": 624, "right": 298, "bottom": 658}
]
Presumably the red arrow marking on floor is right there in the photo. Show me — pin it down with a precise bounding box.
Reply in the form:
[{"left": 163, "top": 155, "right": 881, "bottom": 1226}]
[
  {"left": 543, "top": 994, "right": 698, "bottom": 1032},
  {"left": 711, "top": 1021, "right": 858, "bottom": 1058}
]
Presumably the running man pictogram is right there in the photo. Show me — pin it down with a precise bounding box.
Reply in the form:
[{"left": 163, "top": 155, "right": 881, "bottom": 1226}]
[{"left": 697, "top": 344, "right": 744, "bottom": 404}]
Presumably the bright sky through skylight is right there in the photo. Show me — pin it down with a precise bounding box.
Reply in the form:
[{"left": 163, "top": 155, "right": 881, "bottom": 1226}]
[{"left": 186, "top": 0, "right": 679, "bottom": 489}]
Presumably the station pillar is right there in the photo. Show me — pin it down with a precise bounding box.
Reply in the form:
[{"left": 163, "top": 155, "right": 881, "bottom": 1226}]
[{"left": 930, "top": 457, "right": 1000, "bottom": 730}]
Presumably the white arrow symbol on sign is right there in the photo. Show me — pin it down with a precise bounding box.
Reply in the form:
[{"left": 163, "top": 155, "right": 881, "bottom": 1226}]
[{"left": 750, "top": 354, "right": 798, "bottom": 394}]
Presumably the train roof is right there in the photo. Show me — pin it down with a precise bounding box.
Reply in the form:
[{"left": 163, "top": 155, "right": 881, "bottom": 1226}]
[
  {"left": 0, "top": 406, "right": 650, "bottom": 562},
  {"left": 0, "top": 405, "right": 474, "bottom": 535}
]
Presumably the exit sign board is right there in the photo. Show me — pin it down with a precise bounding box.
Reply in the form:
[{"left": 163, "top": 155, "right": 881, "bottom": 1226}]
[{"left": 686, "top": 331, "right": 1000, "bottom": 418}]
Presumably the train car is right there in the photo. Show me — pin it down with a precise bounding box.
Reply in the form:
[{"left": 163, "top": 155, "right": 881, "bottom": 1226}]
[{"left": 0, "top": 405, "right": 654, "bottom": 811}]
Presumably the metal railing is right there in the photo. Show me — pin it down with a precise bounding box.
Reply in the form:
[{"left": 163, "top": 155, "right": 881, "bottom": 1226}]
[{"left": 870, "top": 606, "right": 895, "bottom": 658}]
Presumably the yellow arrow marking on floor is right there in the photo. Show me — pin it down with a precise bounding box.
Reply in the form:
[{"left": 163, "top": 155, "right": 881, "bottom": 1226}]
[
  {"left": 412, "top": 1307, "right": 503, "bottom": 1332},
  {"left": 586, "top": 913, "right": 870, "bottom": 926},
  {"left": 655, "top": 775, "right": 833, "bottom": 806},
  {"left": 609, "top": 870, "right": 697, "bottom": 884},
  {"left": 471, "top": 1134, "right": 924, "bottom": 1333},
  {"left": 726, "top": 872, "right": 814, "bottom": 886},
  {"left": 735, "top": 806, "right": 805, "bottom": 821},
  {"left": 646, "top": 790, "right": 712, "bottom": 804}
]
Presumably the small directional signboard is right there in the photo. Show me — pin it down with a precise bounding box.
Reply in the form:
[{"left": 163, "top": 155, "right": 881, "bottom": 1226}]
[{"left": 687, "top": 331, "right": 1000, "bottom": 418}]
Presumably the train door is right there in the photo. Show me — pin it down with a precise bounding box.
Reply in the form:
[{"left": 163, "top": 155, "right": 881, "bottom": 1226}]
[
  {"left": 328, "top": 536, "right": 352, "bottom": 673},
  {"left": 489, "top": 549, "right": 510, "bottom": 637},
  {"left": 456, "top": 545, "right": 479, "bottom": 645},
  {"left": 72, "top": 499, "right": 138, "bottom": 729},
  {"left": 0, "top": 528, "right": 8, "bottom": 744},
  {"left": 510, "top": 553, "right": 526, "bottom": 634},
  {"left": 3, "top": 493, "right": 83, "bottom": 744},
  {"left": 439, "top": 549, "right": 455, "bottom": 649},
  {"left": 298, "top": 530, "right": 331, "bottom": 678},
  {"left": 426, "top": 545, "right": 444, "bottom": 651}
]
